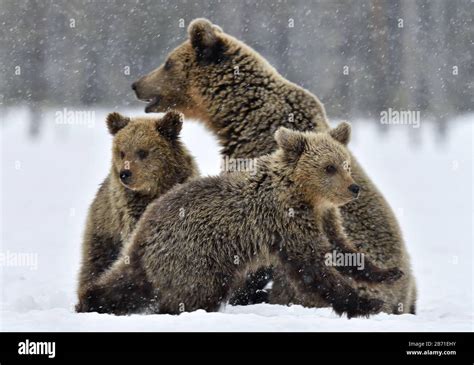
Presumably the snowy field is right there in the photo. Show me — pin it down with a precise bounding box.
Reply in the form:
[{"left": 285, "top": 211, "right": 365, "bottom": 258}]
[{"left": 1, "top": 107, "right": 472, "bottom": 332}]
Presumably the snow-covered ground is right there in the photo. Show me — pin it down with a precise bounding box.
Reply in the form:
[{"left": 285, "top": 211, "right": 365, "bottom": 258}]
[{"left": 1, "top": 107, "right": 472, "bottom": 331}]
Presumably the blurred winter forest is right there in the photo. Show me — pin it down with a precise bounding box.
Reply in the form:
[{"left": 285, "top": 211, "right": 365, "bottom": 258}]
[{"left": 0, "top": 0, "right": 472, "bottom": 137}]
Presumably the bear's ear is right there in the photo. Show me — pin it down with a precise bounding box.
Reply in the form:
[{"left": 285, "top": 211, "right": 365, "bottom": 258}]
[
  {"left": 329, "top": 122, "right": 351, "bottom": 146},
  {"left": 213, "top": 24, "right": 224, "bottom": 33},
  {"left": 188, "top": 18, "right": 226, "bottom": 64},
  {"left": 275, "top": 127, "right": 306, "bottom": 160},
  {"left": 106, "top": 112, "right": 130, "bottom": 135},
  {"left": 156, "top": 110, "right": 183, "bottom": 141}
]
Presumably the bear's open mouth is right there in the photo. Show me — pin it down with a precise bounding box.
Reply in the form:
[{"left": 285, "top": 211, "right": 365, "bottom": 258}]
[{"left": 141, "top": 96, "right": 160, "bottom": 113}]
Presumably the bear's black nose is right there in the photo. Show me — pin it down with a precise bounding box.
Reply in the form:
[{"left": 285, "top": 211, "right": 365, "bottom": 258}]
[
  {"left": 348, "top": 184, "right": 360, "bottom": 197},
  {"left": 120, "top": 170, "right": 132, "bottom": 183},
  {"left": 131, "top": 82, "right": 137, "bottom": 91}
]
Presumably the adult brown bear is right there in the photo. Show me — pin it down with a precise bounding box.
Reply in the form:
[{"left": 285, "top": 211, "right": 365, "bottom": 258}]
[{"left": 132, "top": 18, "right": 416, "bottom": 314}]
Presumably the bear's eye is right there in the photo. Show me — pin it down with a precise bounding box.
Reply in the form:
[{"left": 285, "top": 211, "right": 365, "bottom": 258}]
[
  {"left": 137, "top": 149, "right": 149, "bottom": 160},
  {"left": 325, "top": 165, "right": 337, "bottom": 174},
  {"left": 120, "top": 151, "right": 125, "bottom": 159},
  {"left": 164, "top": 59, "right": 173, "bottom": 71}
]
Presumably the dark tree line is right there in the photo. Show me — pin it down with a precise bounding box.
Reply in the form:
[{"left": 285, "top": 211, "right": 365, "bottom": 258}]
[{"left": 1, "top": 0, "right": 472, "bottom": 131}]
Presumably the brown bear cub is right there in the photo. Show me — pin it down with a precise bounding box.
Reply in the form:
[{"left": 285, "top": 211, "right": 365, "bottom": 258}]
[
  {"left": 76, "top": 123, "right": 403, "bottom": 318},
  {"left": 132, "top": 18, "right": 416, "bottom": 314},
  {"left": 77, "top": 110, "right": 199, "bottom": 304}
]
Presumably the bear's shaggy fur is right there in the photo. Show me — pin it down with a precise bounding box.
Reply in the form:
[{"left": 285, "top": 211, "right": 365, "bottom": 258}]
[
  {"left": 132, "top": 18, "right": 416, "bottom": 314},
  {"left": 77, "top": 111, "right": 199, "bottom": 302},
  {"left": 76, "top": 123, "right": 403, "bottom": 318}
]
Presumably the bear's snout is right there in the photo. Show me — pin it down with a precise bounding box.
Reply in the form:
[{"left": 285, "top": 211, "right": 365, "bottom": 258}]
[
  {"left": 348, "top": 184, "right": 360, "bottom": 198},
  {"left": 131, "top": 79, "right": 147, "bottom": 99},
  {"left": 120, "top": 169, "right": 132, "bottom": 184}
]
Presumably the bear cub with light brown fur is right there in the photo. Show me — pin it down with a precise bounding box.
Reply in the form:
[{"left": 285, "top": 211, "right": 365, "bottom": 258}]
[
  {"left": 76, "top": 122, "right": 402, "bottom": 318},
  {"left": 77, "top": 110, "right": 199, "bottom": 303}
]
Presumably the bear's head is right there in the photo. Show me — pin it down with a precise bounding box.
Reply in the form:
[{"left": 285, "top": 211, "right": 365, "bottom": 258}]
[
  {"left": 275, "top": 122, "right": 359, "bottom": 207},
  {"left": 132, "top": 18, "right": 274, "bottom": 120},
  {"left": 106, "top": 110, "right": 187, "bottom": 195}
]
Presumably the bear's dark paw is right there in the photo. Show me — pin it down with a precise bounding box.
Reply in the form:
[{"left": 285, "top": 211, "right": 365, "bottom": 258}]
[
  {"left": 75, "top": 287, "right": 108, "bottom": 313},
  {"left": 332, "top": 296, "right": 384, "bottom": 319},
  {"left": 253, "top": 289, "right": 269, "bottom": 304},
  {"left": 75, "top": 298, "right": 95, "bottom": 313},
  {"left": 348, "top": 298, "right": 384, "bottom": 319}
]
